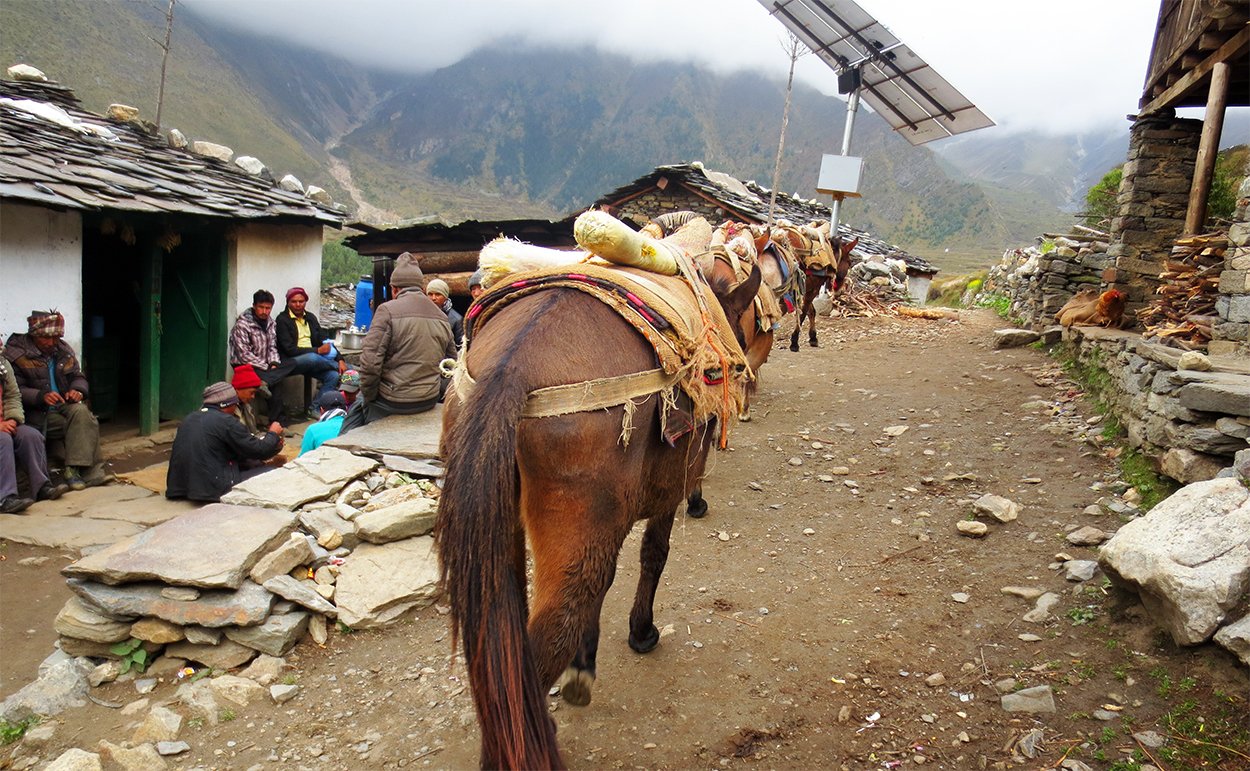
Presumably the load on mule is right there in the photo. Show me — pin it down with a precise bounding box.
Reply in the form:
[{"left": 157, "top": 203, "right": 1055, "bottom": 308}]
[{"left": 436, "top": 211, "right": 762, "bottom": 769}]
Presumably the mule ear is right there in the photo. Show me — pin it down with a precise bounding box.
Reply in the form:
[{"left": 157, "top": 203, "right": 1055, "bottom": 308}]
[
  {"left": 843, "top": 237, "right": 859, "bottom": 255},
  {"left": 721, "top": 265, "right": 762, "bottom": 321}
]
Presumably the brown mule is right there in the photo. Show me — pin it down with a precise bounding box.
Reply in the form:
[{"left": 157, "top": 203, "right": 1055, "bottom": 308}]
[
  {"left": 789, "top": 235, "right": 858, "bottom": 352},
  {"left": 437, "top": 267, "right": 761, "bottom": 770}
]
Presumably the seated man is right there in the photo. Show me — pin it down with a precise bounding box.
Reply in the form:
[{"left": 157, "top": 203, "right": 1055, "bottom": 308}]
[
  {"left": 424, "top": 278, "right": 464, "bottom": 349},
  {"left": 231, "top": 364, "right": 269, "bottom": 435},
  {"left": 275, "top": 287, "right": 343, "bottom": 408},
  {"left": 228, "top": 289, "right": 290, "bottom": 424},
  {"left": 339, "top": 253, "right": 455, "bottom": 434},
  {"left": 2, "top": 348, "right": 65, "bottom": 513},
  {"left": 4, "top": 311, "right": 111, "bottom": 491},
  {"left": 166, "top": 382, "right": 284, "bottom": 503},
  {"left": 299, "top": 391, "right": 348, "bottom": 455},
  {"left": 338, "top": 369, "right": 361, "bottom": 408}
]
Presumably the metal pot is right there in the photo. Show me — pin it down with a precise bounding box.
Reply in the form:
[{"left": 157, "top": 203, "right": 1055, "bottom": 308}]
[{"left": 338, "top": 330, "right": 366, "bottom": 349}]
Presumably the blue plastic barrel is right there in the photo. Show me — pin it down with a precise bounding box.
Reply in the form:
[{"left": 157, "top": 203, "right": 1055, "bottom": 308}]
[{"left": 354, "top": 276, "right": 374, "bottom": 330}]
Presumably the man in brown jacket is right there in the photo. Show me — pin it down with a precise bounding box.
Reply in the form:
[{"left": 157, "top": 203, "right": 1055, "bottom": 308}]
[{"left": 338, "top": 253, "right": 455, "bottom": 434}]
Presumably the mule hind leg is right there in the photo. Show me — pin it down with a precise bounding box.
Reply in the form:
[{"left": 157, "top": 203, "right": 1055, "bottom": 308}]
[{"left": 628, "top": 508, "right": 676, "bottom": 654}]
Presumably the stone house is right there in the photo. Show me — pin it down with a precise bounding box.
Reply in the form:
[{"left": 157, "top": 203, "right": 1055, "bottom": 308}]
[
  {"left": 1104, "top": 0, "right": 1249, "bottom": 354},
  {"left": 0, "top": 70, "right": 343, "bottom": 434}
]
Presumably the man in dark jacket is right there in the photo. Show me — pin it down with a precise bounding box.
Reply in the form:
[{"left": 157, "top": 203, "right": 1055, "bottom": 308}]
[
  {"left": 4, "top": 311, "right": 110, "bottom": 491},
  {"left": 424, "top": 278, "right": 464, "bottom": 348},
  {"left": 166, "top": 382, "right": 284, "bottom": 502},
  {"left": 1, "top": 348, "right": 65, "bottom": 512},
  {"left": 339, "top": 253, "right": 455, "bottom": 434},
  {"left": 274, "top": 287, "right": 343, "bottom": 407}
]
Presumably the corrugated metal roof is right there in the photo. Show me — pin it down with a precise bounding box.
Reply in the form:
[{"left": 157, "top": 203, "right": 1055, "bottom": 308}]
[
  {"left": 0, "top": 78, "right": 343, "bottom": 225},
  {"left": 595, "top": 162, "right": 938, "bottom": 274}
]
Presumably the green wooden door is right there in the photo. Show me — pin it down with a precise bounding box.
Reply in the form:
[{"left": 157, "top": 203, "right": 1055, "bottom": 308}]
[{"left": 159, "top": 239, "right": 226, "bottom": 420}]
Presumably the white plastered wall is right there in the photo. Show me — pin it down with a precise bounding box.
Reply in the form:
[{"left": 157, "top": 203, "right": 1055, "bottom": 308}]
[
  {"left": 0, "top": 202, "right": 84, "bottom": 355},
  {"left": 225, "top": 221, "right": 324, "bottom": 377}
]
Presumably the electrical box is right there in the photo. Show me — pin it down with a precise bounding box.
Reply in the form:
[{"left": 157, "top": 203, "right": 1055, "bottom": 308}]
[{"left": 816, "top": 154, "right": 864, "bottom": 198}]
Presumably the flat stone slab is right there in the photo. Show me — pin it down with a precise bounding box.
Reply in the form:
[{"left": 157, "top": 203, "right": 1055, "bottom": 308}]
[
  {"left": 326, "top": 409, "right": 443, "bottom": 460},
  {"left": 289, "top": 446, "right": 378, "bottom": 486},
  {"left": 79, "top": 496, "right": 199, "bottom": 526},
  {"left": 68, "top": 579, "right": 274, "bottom": 628},
  {"left": 334, "top": 536, "right": 441, "bottom": 629},
  {"left": 63, "top": 504, "right": 296, "bottom": 589},
  {"left": 27, "top": 484, "right": 154, "bottom": 518},
  {"left": 381, "top": 454, "right": 444, "bottom": 478},
  {"left": 1177, "top": 381, "right": 1250, "bottom": 417},
  {"left": 0, "top": 514, "right": 145, "bottom": 550},
  {"left": 220, "top": 466, "right": 341, "bottom": 511}
]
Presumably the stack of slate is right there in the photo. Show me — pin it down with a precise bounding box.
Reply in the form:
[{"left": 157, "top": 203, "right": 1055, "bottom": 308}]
[
  {"left": 53, "top": 446, "right": 444, "bottom": 674},
  {"left": 981, "top": 229, "right": 1113, "bottom": 327}
]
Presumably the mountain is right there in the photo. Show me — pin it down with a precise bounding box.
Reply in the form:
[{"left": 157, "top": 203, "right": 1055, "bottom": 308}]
[{"left": 2, "top": 0, "right": 1107, "bottom": 269}]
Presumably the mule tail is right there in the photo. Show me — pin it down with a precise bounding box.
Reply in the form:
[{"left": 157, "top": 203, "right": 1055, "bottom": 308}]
[{"left": 437, "top": 361, "right": 564, "bottom": 770}]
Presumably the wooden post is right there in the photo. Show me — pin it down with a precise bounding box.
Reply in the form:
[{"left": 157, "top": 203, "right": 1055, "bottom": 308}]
[
  {"left": 1184, "top": 61, "right": 1229, "bottom": 235},
  {"left": 139, "top": 244, "right": 162, "bottom": 436}
]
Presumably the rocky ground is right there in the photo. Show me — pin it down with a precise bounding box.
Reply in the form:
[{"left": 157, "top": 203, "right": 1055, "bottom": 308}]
[{"left": 2, "top": 308, "right": 1247, "bottom": 770}]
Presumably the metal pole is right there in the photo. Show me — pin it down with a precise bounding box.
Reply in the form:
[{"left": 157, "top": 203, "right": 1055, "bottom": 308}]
[{"left": 830, "top": 84, "right": 860, "bottom": 234}]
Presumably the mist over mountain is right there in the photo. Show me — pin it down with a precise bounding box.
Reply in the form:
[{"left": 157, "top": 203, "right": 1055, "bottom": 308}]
[{"left": 5, "top": 0, "right": 1188, "bottom": 269}]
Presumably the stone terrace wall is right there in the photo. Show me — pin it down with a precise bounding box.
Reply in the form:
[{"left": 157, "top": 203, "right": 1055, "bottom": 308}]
[
  {"left": 982, "top": 235, "right": 1110, "bottom": 328},
  {"left": 1212, "top": 176, "right": 1250, "bottom": 356}
]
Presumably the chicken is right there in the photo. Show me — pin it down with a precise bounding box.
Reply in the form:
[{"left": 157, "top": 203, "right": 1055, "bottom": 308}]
[{"left": 1055, "top": 288, "right": 1125, "bottom": 328}]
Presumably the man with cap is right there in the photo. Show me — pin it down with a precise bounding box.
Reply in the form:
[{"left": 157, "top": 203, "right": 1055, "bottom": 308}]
[
  {"left": 230, "top": 364, "right": 270, "bottom": 435},
  {"left": 338, "top": 369, "right": 361, "bottom": 407},
  {"left": 424, "top": 278, "right": 463, "bottom": 348},
  {"left": 275, "top": 286, "right": 343, "bottom": 407},
  {"left": 339, "top": 253, "right": 456, "bottom": 434},
  {"left": 2, "top": 346, "right": 65, "bottom": 513},
  {"left": 299, "top": 391, "right": 348, "bottom": 455},
  {"left": 165, "top": 382, "right": 284, "bottom": 502},
  {"left": 4, "top": 311, "right": 111, "bottom": 491},
  {"left": 468, "top": 269, "right": 485, "bottom": 300}
]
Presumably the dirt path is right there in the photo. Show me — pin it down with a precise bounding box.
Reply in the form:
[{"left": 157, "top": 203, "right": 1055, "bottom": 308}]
[{"left": 4, "top": 309, "right": 1247, "bottom": 769}]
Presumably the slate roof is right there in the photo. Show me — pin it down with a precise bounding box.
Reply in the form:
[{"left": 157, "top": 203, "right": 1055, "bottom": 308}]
[
  {"left": 345, "top": 215, "right": 579, "bottom": 255},
  {"left": 594, "top": 162, "right": 938, "bottom": 275},
  {"left": 0, "top": 78, "right": 342, "bottom": 225}
]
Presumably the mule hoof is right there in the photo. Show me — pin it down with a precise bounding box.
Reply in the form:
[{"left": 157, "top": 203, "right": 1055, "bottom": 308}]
[
  {"left": 737, "top": 410, "right": 752, "bottom": 422},
  {"left": 629, "top": 624, "right": 660, "bottom": 654},
  {"left": 686, "top": 497, "right": 708, "bottom": 519},
  {"left": 789, "top": 342, "right": 799, "bottom": 352},
  {"left": 559, "top": 667, "right": 594, "bottom": 707},
  {"left": 809, "top": 336, "right": 819, "bottom": 348}
]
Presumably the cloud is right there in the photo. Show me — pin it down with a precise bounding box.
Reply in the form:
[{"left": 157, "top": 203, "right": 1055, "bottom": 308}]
[{"left": 182, "top": 0, "right": 1163, "bottom": 135}]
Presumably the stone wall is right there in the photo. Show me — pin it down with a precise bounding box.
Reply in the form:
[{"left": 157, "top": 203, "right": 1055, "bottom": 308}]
[
  {"left": 982, "top": 236, "right": 1109, "bottom": 327},
  {"left": 612, "top": 187, "right": 725, "bottom": 228},
  {"left": 1211, "top": 176, "right": 1250, "bottom": 355},
  {"left": 1062, "top": 327, "right": 1249, "bottom": 483},
  {"left": 1106, "top": 112, "right": 1202, "bottom": 317}
]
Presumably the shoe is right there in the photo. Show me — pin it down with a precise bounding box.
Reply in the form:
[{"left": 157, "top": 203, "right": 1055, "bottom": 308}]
[
  {"left": 36, "top": 481, "right": 68, "bottom": 501},
  {"left": 82, "top": 463, "right": 116, "bottom": 488},
  {"left": 1, "top": 495, "right": 34, "bottom": 514},
  {"left": 63, "top": 467, "right": 87, "bottom": 491}
]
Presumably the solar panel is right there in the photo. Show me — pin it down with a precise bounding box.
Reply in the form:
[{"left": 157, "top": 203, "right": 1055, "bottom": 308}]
[{"left": 757, "top": 0, "right": 995, "bottom": 145}]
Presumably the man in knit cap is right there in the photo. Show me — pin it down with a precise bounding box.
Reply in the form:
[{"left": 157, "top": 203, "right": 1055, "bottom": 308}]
[
  {"left": 468, "top": 269, "right": 485, "bottom": 300},
  {"left": 275, "top": 286, "right": 343, "bottom": 410},
  {"left": 165, "top": 381, "right": 284, "bottom": 502},
  {"left": 4, "top": 311, "right": 111, "bottom": 491},
  {"left": 339, "top": 252, "right": 456, "bottom": 434},
  {"left": 424, "top": 277, "right": 463, "bottom": 348}
]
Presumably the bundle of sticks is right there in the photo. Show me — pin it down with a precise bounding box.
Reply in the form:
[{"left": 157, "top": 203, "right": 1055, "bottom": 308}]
[
  {"left": 829, "top": 280, "right": 907, "bottom": 318},
  {"left": 1137, "top": 232, "right": 1227, "bottom": 349}
]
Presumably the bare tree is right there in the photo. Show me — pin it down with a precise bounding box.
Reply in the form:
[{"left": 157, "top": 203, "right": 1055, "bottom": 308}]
[
  {"left": 150, "top": 0, "right": 177, "bottom": 127},
  {"left": 767, "top": 33, "right": 809, "bottom": 227}
]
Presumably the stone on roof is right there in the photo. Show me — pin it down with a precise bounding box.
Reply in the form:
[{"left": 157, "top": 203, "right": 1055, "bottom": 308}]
[{"left": 0, "top": 75, "right": 343, "bottom": 225}]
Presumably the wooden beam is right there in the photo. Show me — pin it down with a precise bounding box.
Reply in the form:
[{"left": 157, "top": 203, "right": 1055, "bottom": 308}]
[
  {"left": 138, "top": 244, "right": 162, "bottom": 436},
  {"left": 1185, "top": 61, "right": 1231, "bottom": 234},
  {"left": 1139, "top": 25, "right": 1250, "bottom": 114}
]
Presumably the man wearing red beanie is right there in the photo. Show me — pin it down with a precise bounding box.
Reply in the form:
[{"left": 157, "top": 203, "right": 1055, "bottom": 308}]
[{"left": 231, "top": 364, "right": 270, "bottom": 436}]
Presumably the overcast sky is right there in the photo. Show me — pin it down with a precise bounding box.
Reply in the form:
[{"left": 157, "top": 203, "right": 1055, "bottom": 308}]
[{"left": 182, "top": 0, "right": 1166, "bottom": 136}]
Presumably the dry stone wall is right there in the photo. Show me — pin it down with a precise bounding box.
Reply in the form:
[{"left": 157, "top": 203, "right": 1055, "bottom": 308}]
[{"left": 1212, "top": 176, "right": 1250, "bottom": 355}]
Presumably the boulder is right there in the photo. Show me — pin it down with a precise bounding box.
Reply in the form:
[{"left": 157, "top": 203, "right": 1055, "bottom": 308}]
[
  {"left": 131, "top": 705, "right": 182, "bottom": 744},
  {"left": 262, "top": 574, "right": 337, "bottom": 617},
  {"left": 164, "top": 639, "right": 258, "bottom": 670},
  {"left": 209, "top": 674, "right": 267, "bottom": 707},
  {"left": 225, "top": 611, "right": 310, "bottom": 656},
  {"left": 98, "top": 741, "right": 167, "bottom": 771},
  {"left": 355, "top": 497, "right": 437, "bottom": 543},
  {"left": 45, "top": 749, "right": 102, "bottom": 771},
  {"left": 993, "top": 328, "right": 1041, "bottom": 348},
  {"left": 1212, "top": 613, "right": 1250, "bottom": 666},
  {"left": 0, "top": 657, "right": 91, "bottom": 721},
  {"left": 1099, "top": 478, "right": 1250, "bottom": 645},
  {"left": 249, "top": 534, "right": 315, "bottom": 584},
  {"left": 54, "top": 597, "right": 132, "bottom": 643},
  {"left": 69, "top": 579, "right": 274, "bottom": 628},
  {"left": 334, "top": 537, "right": 440, "bottom": 628},
  {"left": 1160, "top": 448, "right": 1225, "bottom": 484}
]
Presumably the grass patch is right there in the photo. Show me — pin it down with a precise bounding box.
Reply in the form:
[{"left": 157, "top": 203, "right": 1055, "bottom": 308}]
[
  {"left": 1156, "top": 694, "right": 1250, "bottom": 769},
  {"left": 927, "top": 271, "right": 987, "bottom": 308},
  {"left": 1120, "top": 449, "right": 1179, "bottom": 510},
  {"left": 1, "top": 717, "right": 38, "bottom": 745}
]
